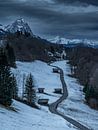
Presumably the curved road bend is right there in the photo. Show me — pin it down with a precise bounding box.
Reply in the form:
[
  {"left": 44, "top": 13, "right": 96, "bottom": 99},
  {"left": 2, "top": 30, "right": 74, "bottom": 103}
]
[{"left": 49, "top": 64, "right": 92, "bottom": 130}]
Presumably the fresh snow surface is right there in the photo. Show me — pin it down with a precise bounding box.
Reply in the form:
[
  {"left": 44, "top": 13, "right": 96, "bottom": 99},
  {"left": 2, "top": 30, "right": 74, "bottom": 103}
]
[
  {"left": 52, "top": 60, "right": 98, "bottom": 130},
  {"left": 1, "top": 60, "right": 98, "bottom": 130},
  {"left": 12, "top": 60, "right": 62, "bottom": 103},
  {"left": 0, "top": 100, "right": 76, "bottom": 130},
  {"left": 0, "top": 60, "right": 77, "bottom": 130}
]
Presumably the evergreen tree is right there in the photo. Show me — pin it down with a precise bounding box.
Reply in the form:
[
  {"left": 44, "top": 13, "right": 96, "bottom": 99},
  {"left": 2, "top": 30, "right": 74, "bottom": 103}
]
[
  {"left": 25, "top": 73, "right": 36, "bottom": 105},
  {"left": 50, "top": 46, "right": 55, "bottom": 54},
  {"left": 83, "top": 82, "right": 88, "bottom": 93},
  {"left": 12, "top": 75, "right": 18, "bottom": 99},
  {"left": 5, "top": 43, "right": 16, "bottom": 67},
  {"left": 0, "top": 49, "right": 14, "bottom": 106},
  {"left": 85, "top": 86, "right": 95, "bottom": 101},
  {"left": 95, "top": 91, "right": 98, "bottom": 99},
  {"left": 24, "top": 31, "right": 30, "bottom": 37},
  {"left": 0, "top": 48, "right": 8, "bottom": 66},
  {"left": 15, "top": 30, "right": 21, "bottom": 37}
]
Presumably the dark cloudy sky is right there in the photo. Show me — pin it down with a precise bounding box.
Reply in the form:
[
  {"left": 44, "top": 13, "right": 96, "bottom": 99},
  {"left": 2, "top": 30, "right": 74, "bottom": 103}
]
[{"left": 0, "top": 0, "right": 98, "bottom": 40}]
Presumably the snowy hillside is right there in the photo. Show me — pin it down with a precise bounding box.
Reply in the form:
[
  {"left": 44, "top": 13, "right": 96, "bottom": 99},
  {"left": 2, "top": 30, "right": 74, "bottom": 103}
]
[
  {"left": 52, "top": 61, "right": 98, "bottom": 130},
  {"left": 0, "top": 25, "right": 6, "bottom": 37},
  {"left": 0, "top": 100, "right": 76, "bottom": 130},
  {"left": 12, "top": 61, "right": 62, "bottom": 101},
  {"left": 0, "top": 60, "right": 98, "bottom": 130},
  {"left": 0, "top": 60, "right": 77, "bottom": 130}
]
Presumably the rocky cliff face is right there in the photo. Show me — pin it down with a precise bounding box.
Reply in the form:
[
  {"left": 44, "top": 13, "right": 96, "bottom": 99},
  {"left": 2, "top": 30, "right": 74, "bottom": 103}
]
[{"left": 5, "top": 18, "right": 33, "bottom": 36}]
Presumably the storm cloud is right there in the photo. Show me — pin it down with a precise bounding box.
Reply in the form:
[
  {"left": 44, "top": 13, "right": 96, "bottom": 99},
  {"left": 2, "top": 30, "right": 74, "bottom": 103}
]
[{"left": 0, "top": 0, "right": 98, "bottom": 40}]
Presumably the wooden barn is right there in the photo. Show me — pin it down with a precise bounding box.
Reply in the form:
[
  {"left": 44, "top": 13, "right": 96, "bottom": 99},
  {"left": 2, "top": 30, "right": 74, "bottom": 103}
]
[
  {"left": 53, "top": 68, "right": 59, "bottom": 73},
  {"left": 38, "top": 88, "right": 45, "bottom": 93},
  {"left": 54, "top": 88, "right": 62, "bottom": 94},
  {"left": 38, "top": 99, "right": 49, "bottom": 105}
]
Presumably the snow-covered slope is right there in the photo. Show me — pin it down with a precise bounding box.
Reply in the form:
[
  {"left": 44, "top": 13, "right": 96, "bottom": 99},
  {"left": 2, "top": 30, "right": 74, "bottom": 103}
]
[
  {"left": 12, "top": 60, "right": 62, "bottom": 101},
  {"left": 0, "top": 100, "right": 76, "bottom": 130},
  {"left": 5, "top": 18, "right": 33, "bottom": 36},
  {"left": 0, "top": 60, "right": 78, "bottom": 130},
  {"left": 52, "top": 61, "right": 98, "bottom": 130},
  {"left": 1, "top": 60, "right": 97, "bottom": 130},
  {"left": 0, "top": 25, "right": 6, "bottom": 37},
  {"left": 0, "top": 24, "right": 4, "bottom": 30}
]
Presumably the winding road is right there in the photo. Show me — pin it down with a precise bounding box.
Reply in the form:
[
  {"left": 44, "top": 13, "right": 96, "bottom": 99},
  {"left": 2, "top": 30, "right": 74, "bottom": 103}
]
[{"left": 48, "top": 64, "right": 92, "bottom": 130}]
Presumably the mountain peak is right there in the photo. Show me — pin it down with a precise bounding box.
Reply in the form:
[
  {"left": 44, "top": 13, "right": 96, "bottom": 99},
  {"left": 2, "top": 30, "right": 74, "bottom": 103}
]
[
  {"left": 49, "top": 36, "right": 69, "bottom": 44},
  {"left": 5, "top": 18, "right": 33, "bottom": 36},
  {"left": 16, "top": 18, "right": 25, "bottom": 23}
]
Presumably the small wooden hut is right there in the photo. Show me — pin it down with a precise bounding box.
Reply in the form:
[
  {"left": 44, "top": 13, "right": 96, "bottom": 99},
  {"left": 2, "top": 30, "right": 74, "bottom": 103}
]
[
  {"left": 38, "top": 99, "right": 49, "bottom": 105},
  {"left": 53, "top": 68, "right": 59, "bottom": 73},
  {"left": 38, "top": 88, "right": 45, "bottom": 93},
  {"left": 54, "top": 88, "right": 62, "bottom": 94}
]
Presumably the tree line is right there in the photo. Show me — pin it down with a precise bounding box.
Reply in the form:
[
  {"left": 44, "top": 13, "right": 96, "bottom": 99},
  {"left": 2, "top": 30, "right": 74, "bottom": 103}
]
[{"left": 66, "top": 46, "right": 98, "bottom": 108}]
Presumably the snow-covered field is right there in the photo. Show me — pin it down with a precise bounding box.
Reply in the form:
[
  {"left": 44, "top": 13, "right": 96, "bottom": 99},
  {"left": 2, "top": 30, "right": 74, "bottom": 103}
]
[
  {"left": 53, "top": 61, "right": 98, "bottom": 130},
  {"left": 0, "top": 60, "right": 76, "bottom": 130},
  {"left": 0, "top": 100, "right": 76, "bottom": 130},
  {"left": 0, "top": 60, "right": 98, "bottom": 130},
  {"left": 12, "top": 61, "right": 62, "bottom": 103}
]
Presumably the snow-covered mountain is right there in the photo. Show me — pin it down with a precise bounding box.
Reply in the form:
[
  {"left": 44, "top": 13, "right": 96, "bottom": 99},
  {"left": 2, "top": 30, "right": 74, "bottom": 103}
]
[
  {"left": 0, "top": 24, "right": 6, "bottom": 37},
  {"left": 49, "top": 36, "right": 98, "bottom": 48},
  {"left": 5, "top": 18, "right": 33, "bottom": 36},
  {"left": 0, "top": 29, "right": 5, "bottom": 35},
  {"left": 49, "top": 36, "right": 69, "bottom": 44}
]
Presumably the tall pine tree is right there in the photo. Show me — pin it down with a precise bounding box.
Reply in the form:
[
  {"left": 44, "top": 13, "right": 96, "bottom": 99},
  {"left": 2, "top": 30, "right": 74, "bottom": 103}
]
[
  {"left": 12, "top": 74, "right": 18, "bottom": 99},
  {"left": 25, "top": 73, "right": 36, "bottom": 105},
  {"left": 5, "top": 43, "right": 16, "bottom": 67},
  {"left": 0, "top": 49, "right": 16, "bottom": 106}
]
